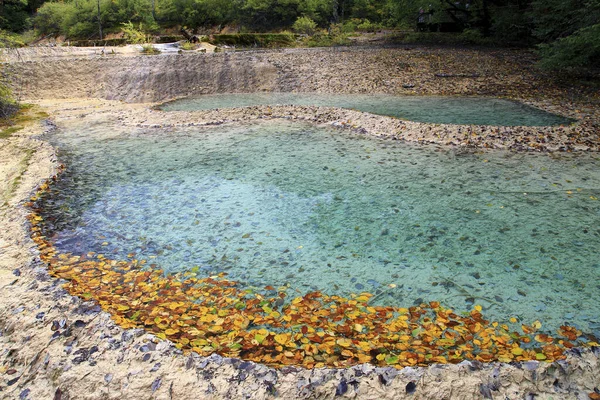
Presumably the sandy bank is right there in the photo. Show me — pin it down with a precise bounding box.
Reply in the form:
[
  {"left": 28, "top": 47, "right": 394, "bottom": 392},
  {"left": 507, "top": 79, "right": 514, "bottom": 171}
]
[{"left": 1, "top": 47, "right": 600, "bottom": 399}]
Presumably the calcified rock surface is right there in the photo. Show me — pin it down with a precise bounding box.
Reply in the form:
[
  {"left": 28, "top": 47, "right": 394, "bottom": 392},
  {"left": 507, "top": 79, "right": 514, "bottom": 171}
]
[{"left": 1, "top": 47, "right": 600, "bottom": 399}]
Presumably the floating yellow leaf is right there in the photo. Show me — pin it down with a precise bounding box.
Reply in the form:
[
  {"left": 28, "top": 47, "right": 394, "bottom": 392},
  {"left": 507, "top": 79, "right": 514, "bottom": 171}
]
[
  {"left": 511, "top": 347, "right": 524, "bottom": 356},
  {"left": 274, "top": 333, "right": 289, "bottom": 345}
]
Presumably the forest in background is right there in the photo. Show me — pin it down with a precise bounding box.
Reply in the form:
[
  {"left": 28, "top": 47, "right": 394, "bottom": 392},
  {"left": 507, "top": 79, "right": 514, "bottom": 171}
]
[{"left": 0, "top": 0, "right": 598, "bottom": 70}]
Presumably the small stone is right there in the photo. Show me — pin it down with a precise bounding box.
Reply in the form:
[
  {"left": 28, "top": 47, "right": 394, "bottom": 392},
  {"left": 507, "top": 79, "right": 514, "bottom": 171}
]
[
  {"left": 335, "top": 379, "right": 348, "bottom": 396},
  {"left": 150, "top": 363, "right": 161, "bottom": 372},
  {"left": 151, "top": 377, "right": 162, "bottom": 392}
]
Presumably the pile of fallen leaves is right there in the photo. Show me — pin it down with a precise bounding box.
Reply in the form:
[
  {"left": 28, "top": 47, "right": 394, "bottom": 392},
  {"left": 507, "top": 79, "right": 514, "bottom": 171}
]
[{"left": 26, "top": 174, "right": 595, "bottom": 369}]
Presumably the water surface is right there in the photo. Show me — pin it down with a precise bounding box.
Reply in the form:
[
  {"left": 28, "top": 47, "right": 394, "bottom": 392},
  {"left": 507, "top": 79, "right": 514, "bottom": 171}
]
[
  {"left": 160, "top": 93, "right": 573, "bottom": 127},
  {"left": 40, "top": 120, "right": 600, "bottom": 337}
]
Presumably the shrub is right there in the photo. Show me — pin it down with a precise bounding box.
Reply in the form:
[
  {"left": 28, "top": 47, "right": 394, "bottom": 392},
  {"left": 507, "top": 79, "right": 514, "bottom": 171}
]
[
  {"left": 179, "top": 41, "right": 197, "bottom": 50},
  {"left": 0, "top": 30, "right": 25, "bottom": 48},
  {"left": 292, "top": 16, "right": 317, "bottom": 35},
  {"left": 0, "top": 81, "right": 18, "bottom": 120},
  {"left": 33, "top": 2, "right": 72, "bottom": 37},
  {"left": 141, "top": 44, "right": 161, "bottom": 54},
  {"left": 209, "top": 33, "right": 296, "bottom": 48},
  {"left": 305, "top": 24, "right": 350, "bottom": 47},
  {"left": 122, "top": 22, "right": 148, "bottom": 44},
  {"left": 538, "top": 23, "right": 600, "bottom": 70},
  {"left": 356, "top": 19, "right": 381, "bottom": 32}
]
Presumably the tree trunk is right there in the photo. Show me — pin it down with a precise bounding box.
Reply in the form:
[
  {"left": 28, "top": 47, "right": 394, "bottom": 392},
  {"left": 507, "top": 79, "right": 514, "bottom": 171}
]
[
  {"left": 97, "top": 0, "right": 103, "bottom": 40},
  {"left": 482, "top": 0, "right": 491, "bottom": 36}
]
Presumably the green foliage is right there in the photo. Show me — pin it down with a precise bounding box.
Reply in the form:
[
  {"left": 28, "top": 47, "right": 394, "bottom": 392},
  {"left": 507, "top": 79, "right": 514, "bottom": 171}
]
[
  {"left": 538, "top": 23, "right": 600, "bottom": 70},
  {"left": 292, "top": 16, "right": 317, "bottom": 35},
  {"left": 305, "top": 24, "right": 350, "bottom": 47},
  {"left": 68, "top": 38, "right": 128, "bottom": 46},
  {"left": 490, "top": 6, "right": 533, "bottom": 45},
  {"left": 0, "top": 79, "right": 18, "bottom": 121},
  {"left": 0, "top": 29, "right": 26, "bottom": 48},
  {"left": 1, "top": 0, "right": 598, "bottom": 71},
  {"left": 530, "top": 0, "right": 589, "bottom": 42},
  {"left": 0, "top": 0, "right": 30, "bottom": 32},
  {"left": 209, "top": 33, "right": 296, "bottom": 47},
  {"left": 121, "top": 22, "right": 148, "bottom": 44},
  {"left": 179, "top": 41, "right": 197, "bottom": 50},
  {"left": 140, "top": 43, "right": 161, "bottom": 53},
  {"left": 355, "top": 19, "right": 381, "bottom": 32},
  {"left": 33, "top": 2, "right": 71, "bottom": 36},
  {"left": 155, "top": 35, "right": 186, "bottom": 43}
]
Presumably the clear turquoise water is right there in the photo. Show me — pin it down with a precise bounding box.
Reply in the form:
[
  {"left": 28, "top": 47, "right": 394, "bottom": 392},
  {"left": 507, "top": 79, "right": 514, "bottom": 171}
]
[
  {"left": 41, "top": 120, "right": 600, "bottom": 337},
  {"left": 160, "top": 93, "right": 573, "bottom": 127}
]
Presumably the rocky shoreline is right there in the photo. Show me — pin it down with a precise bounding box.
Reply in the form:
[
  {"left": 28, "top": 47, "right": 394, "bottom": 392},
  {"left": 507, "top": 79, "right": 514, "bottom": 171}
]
[{"left": 1, "top": 47, "right": 600, "bottom": 399}]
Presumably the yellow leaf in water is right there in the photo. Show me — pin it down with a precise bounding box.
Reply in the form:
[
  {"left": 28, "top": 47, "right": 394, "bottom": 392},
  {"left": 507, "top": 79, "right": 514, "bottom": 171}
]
[
  {"left": 165, "top": 328, "right": 179, "bottom": 336},
  {"left": 353, "top": 324, "right": 363, "bottom": 332},
  {"left": 274, "top": 333, "right": 289, "bottom": 345},
  {"left": 474, "top": 305, "right": 482, "bottom": 312},
  {"left": 336, "top": 338, "right": 352, "bottom": 348},
  {"left": 535, "top": 353, "right": 547, "bottom": 360},
  {"left": 341, "top": 349, "right": 354, "bottom": 358},
  {"left": 511, "top": 347, "right": 524, "bottom": 356}
]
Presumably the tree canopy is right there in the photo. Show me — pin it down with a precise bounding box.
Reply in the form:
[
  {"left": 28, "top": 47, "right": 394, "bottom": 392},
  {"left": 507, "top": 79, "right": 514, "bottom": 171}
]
[{"left": 0, "top": 0, "right": 598, "bottom": 70}]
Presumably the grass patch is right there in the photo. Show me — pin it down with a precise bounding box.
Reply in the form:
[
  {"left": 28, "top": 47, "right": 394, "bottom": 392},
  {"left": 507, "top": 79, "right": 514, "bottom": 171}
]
[
  {"left": 0, "top": 104, "right": 49, "bottom": 139},
  {"left": 2, "top": 147, "right": 34, "bottom": 208},
  {"left": 0, "top": 125, "right": 24, "bottom": 138},
  {"left": 179, "top": 42, "right": 199, "bottom": 51},
  {"left": 141, "top": 44, "right": 161, "bottom": 54}
]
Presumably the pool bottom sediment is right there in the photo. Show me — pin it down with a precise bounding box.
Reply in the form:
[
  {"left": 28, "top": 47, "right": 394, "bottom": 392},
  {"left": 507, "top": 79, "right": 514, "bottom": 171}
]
[
  {"left": 28, "top": 186, "right": 591, "bottom": 369},
  {"left": 160, "top": 93, "right": 574, "bottom": 127},
  {"left": 29, "top": 119, "right": 600, "bottom": 369}
]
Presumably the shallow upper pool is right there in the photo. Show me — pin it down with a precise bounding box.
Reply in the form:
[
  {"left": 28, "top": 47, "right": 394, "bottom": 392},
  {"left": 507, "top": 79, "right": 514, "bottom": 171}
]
[
  {"left": 160, "top": 93, "right": 573, "bottom": 127},
  {"left": 39, "top": 120, "right": 600, "bottom": 338}
]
